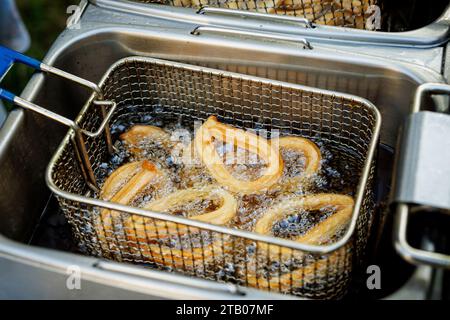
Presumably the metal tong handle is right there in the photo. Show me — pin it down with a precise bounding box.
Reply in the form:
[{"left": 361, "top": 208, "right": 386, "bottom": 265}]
[
  {"left": 393, "top": 83, "right": 450, "bottom": 269},
  {"left": 0, "top": 45, "right": 116, "bottom": 189},
  {"left": 191, "top": 25, "right": 313, "bottom": 49},
  {"left": 196, "top": 6, "right": 314, "bottom": 28}
]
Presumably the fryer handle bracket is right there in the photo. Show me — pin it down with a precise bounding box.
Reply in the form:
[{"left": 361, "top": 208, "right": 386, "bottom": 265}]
[
  {"left": 0, "top": 45, "right": 117, "bottom": 190},
  {"left": 190, "top": 25, "right": 313, "bottom": 49},
  {"left": 393, "top": 83, "right": 450, "bottom": 269},
  {"left": 196, "top": 6, "right": 314, "bottom": 29}
]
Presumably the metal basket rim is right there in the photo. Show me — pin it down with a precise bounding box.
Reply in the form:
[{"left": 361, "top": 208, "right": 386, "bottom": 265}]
[{"left": 45, "top": 56, "right": 381, "bottom": 254}]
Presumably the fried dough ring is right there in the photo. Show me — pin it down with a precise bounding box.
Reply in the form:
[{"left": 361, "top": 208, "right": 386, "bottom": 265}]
[
  {"left": 272, "top": 136, "right": 321, "bottom": 192},
  {"left": 131, "top": 185, "right": 238, "bottom": 239},
  {"left": 96, "top": 160, "right": 167, "bottom": 257},
  {"left": 182, "top": 134, "right": 320, "bottom": 193},
  {"left": 131, "top": 185, "right": 237, "bottom": 268},
  {"left": 100, "top": 160, "right": 163, "bottom": 202},
  {"left": 256, "top": 194, "right": 354, "bottom": 251},
  {"left": 96, "top": 161, "right": 237, "bottom": 268},
  {"left": 276, "top": 136, "right": 321, "bottom": 175},
  {"left": 246, "top": 193, "right": 354, "bottom": 290},
  {"left": 120, "top": 125, "right": 170, "bottom": 145},
  {"left": 120, "top": 125, "right": 171, "bottom": 157},
  {"left": 195, "top": 116, "right": 283, "bottom": 194}
]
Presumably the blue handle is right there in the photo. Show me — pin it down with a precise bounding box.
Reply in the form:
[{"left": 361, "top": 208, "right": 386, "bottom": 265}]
[{"left": 0, "top": 45, "right": 42, "bottom": 103}]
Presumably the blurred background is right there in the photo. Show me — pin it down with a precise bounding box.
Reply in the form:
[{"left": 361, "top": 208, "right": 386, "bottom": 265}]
[{"left": 1, "top": 0, "right": 73, "bottom": 116}]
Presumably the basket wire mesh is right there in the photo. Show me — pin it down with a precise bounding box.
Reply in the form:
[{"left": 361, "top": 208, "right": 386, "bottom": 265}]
[
  {"left": 128, "top": 0, "right": 379, "bottom": 29},
  {"left": 47, "top": 57, "right": 380, "bottom": 299}
]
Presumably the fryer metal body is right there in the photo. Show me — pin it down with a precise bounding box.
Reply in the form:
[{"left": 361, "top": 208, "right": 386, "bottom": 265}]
[{"left": 0, "top": 2, "right": 448, "bottom": 299}]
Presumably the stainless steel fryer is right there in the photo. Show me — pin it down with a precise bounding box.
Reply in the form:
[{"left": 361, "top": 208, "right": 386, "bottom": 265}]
[
  {"left": 36, "top": 56, "right": 379, "bottom": 299},
  {"left": 1, "top": 1, "right": 447, "bottom": 299}
]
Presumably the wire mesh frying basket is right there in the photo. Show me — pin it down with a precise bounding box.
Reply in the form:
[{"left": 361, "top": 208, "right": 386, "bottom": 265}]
[
  {"left": 127, "top": 0, "right": 379, "bottom": 30},
  {"left": 47, "top": 57, "right": 380, "bottom": 299}
]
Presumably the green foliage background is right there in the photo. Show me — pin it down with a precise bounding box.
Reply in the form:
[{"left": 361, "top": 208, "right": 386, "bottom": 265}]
[{"left": 3, "top": 0, "right": 74, "bottom": 109}]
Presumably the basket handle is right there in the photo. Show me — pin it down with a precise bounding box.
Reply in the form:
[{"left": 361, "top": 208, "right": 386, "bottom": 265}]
[
  {"left": 0, "top": 45, "right": 117, "bottom": 135},
  {"left": 0, "top": 45, "right": 117, "bottom": 190},
  {"left": 196, "top": 6, "right": 314, "bottom": 29},
  {"left": 191, "top": 25, "right": 313, "bottom": 49},
  {"left": 393, "top": 83, "right": 450, "bottom": 269}
]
